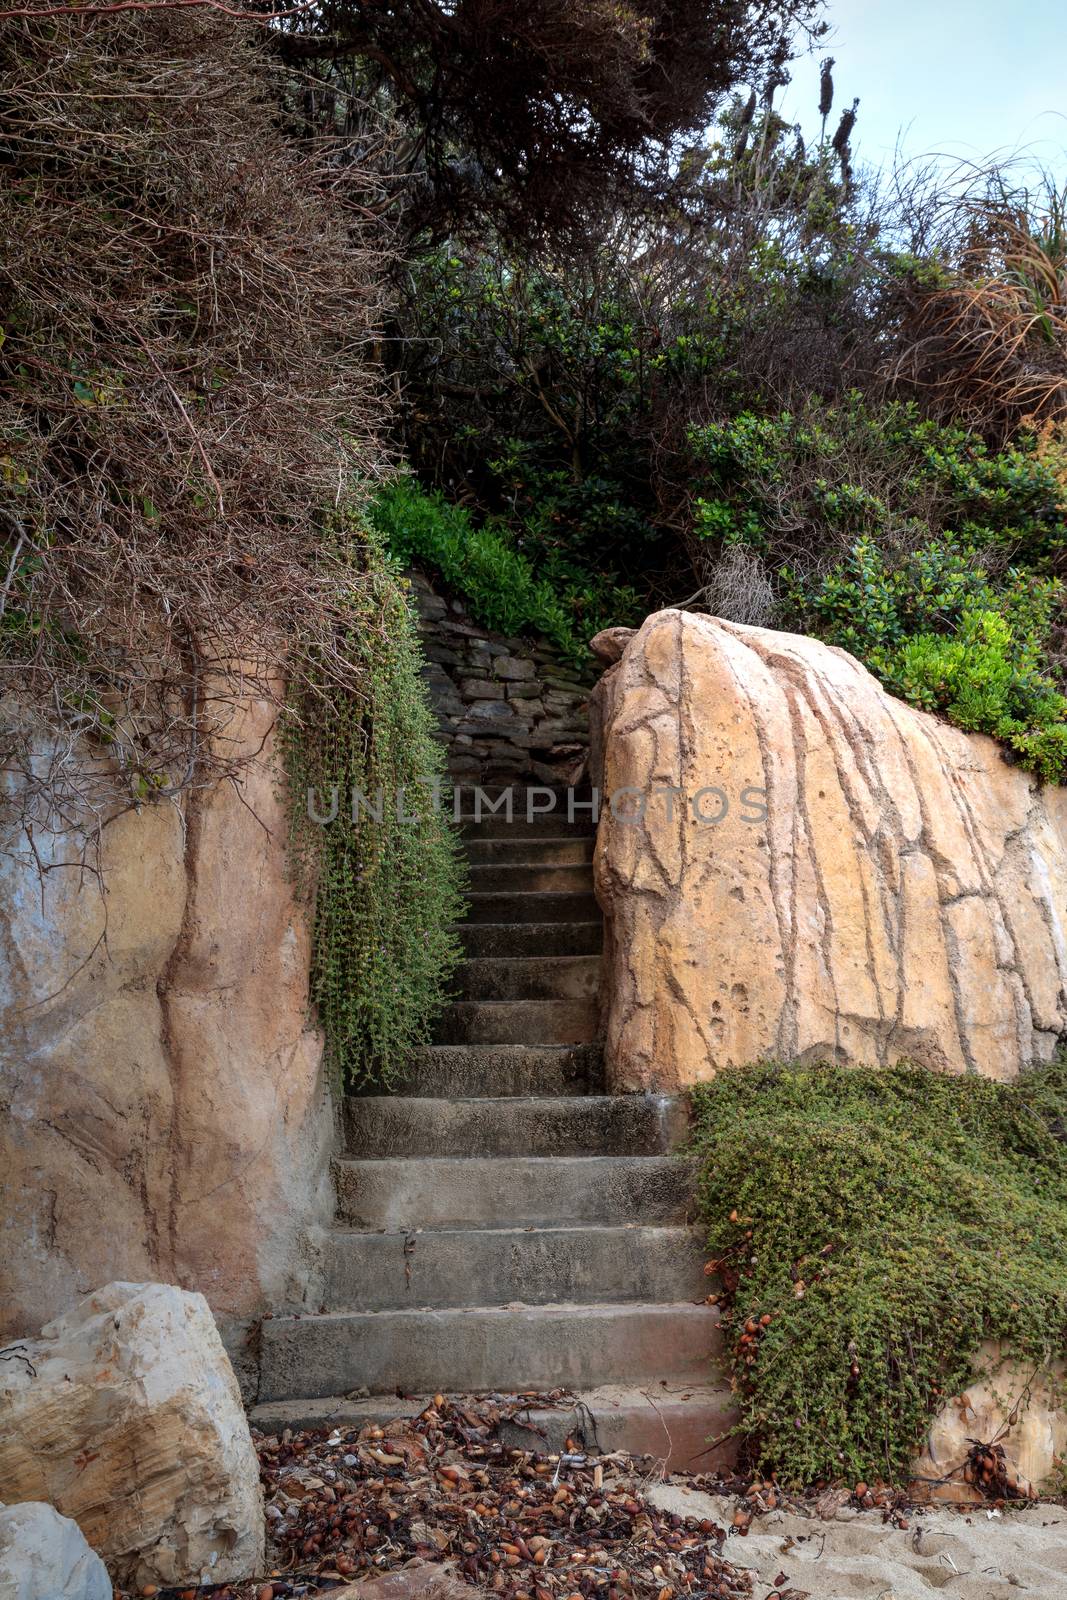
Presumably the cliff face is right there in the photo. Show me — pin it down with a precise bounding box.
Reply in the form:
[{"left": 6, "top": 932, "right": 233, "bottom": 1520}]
[
  {"left": 591, "top": 611, "right": 1067, "bottom": 1090},
  {"left": 0, "top": 694, "right": 336, "bottom": 1347}
]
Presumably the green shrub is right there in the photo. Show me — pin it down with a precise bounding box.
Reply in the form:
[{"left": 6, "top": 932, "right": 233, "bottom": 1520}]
[
  {"left": 369, "top": 478, "right": 636, "bottom": 667},
  {"left": 690, "top": 398, "right": 1067, "bottom": 569},
  {"left": 795, "top": 539, "right": 1067, "bottom": 783},
  {"left": 689, "top": 397, "right": 1067, "bottom": 781},
  {"left": 283, "top": 521, "right": 467, "bottom": 1091},
  {"left": 691, "top": 1058, "right": 1067, "bottom": 1487}
]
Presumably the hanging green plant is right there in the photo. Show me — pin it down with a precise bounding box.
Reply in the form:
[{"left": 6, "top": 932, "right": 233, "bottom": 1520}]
[{"left": 283, "top": 518, "right": 467, "bottom": 1091}]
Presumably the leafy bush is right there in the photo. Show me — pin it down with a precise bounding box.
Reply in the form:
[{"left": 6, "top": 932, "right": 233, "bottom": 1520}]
[
  {"left": 392, "top": 246, "right": 665, "bottom": 586},
  {"left": 796, "top": 540, "right": 1067, "bottom": 782},
  {"left": 691, "top": 1058, "right": 1067, "bottom": 1487},
  {"left": 283, "top": 523, "right": 467, "bottom": 1090},
  {"left": 690, "top": 398, "right": 1067, "bottom": 780},
  {"left": 369, "top": 479, "right": 638, "bottom": 667}
]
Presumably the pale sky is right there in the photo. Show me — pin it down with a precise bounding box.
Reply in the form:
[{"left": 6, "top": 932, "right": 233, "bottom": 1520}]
[{"left": 780, "top": 0, "right": 1067, "bottom": 175}]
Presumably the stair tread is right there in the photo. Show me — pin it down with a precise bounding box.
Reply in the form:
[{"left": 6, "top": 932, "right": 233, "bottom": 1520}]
[
  {"left": 258, "top": 1301, "right": 718, "bottom": 1400},
  {"left": 349, "top": 1093, "right": 674, "bottom": 1107},
  {"left": 343, "top": 1093, "right": 686, "bottom": 1158},
  {"left": 335, "top": 1158, "right": 684, "bottom": 1171},
  {"left": 249, "top": 1382, "right": 737, "bottom": 1472},
  {"left": 271, "top": 1300, "right": 708, "bottom": 1321},
  {"left": 327, "top": 1224, "right": 699, "bottom": 1247}
]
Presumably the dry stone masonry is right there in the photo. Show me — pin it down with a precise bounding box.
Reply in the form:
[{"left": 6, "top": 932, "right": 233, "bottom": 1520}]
[
  {"left": 591, "top": 610, "right": 1067, "bottom": 1089},
  {"left": 408, "top": 569, "right": 594, "bottom": 784}
]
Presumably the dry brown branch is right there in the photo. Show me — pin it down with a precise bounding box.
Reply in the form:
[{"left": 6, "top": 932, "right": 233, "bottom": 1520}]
[
  {"left": 0, "top": 0, "right": 314, "bottom": 19},
  {"left": 0, "top": 7, "right": 397, "bottom": 859}
]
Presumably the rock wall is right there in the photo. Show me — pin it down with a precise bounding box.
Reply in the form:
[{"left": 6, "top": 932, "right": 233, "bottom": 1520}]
[
  {"left": 591, "top": 610, "right": 1067, "bottom": 1089},
  {"left": 409, "top": 568, "right": 593, "bottom": 784},
  {"left": 0, "top": 695, "right": 337, "bottom": 1356}
]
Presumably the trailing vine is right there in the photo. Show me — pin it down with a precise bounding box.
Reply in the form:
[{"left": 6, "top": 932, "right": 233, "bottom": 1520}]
[{"left": 283, "top": 520, "right": 467, "bottom": 1091}]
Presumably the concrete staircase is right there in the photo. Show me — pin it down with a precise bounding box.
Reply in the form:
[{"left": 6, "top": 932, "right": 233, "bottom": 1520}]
[{"left": 252, "top": 791, "right": 731, "bottom": 1467}]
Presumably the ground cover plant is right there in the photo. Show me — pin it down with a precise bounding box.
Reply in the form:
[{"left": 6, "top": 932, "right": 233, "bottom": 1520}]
[{"left": 690, "top": 1057, "right": 1067, "bottom": 1486}]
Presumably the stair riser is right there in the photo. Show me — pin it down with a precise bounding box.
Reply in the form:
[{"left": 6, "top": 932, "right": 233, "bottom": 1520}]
[
  {"left": 259, "top": 1303, "right": 720, "bottom": 1402},
  {"left": 459, "top": 816, "right": 596, "bottom": 840},
  {"left": 469, "top": 864, "right": 594, "bottom": 893},
  {"left": 464, "top": 838, "right": 594, "bottom": 866},
  {"left": 434, "top": 999, "right": 597, "bottom": 1045},
  {"left": 497, "top": 1389, "right": 739, "bottom": 1474},
  {"left": 459, "top": 922, "right": 603, "bottom": 958},
  {"left": 249, "top": 1387, "right": 740, "bottom": 1474},
  {"left": 464, "top": 892, "right": 601, "bottom": 924},
  {"left": 324, "top": 1224, "right": 706, "bottom": 1311},
  {"left": 394, "top": 1044, "right": 604, "bottom": 1098},
  {"left": 457, "top": 956, "right": 601, "bottom": 1002},
  {"left": 343, "top": 1095, "right": 688, "bottom": 1159},
  {"left": 334, "top": 1155, "right": 694, "bottom": 1230}
]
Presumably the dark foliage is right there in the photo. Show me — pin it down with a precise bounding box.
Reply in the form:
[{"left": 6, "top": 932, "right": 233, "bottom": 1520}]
[{"left": 278, "top": 0, "right": 824, "bottom": 240}]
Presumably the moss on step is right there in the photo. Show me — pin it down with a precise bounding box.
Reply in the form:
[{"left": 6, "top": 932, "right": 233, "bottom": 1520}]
[{"left": 690, "top": 1055, "right": 1067, "bottom": 1487}]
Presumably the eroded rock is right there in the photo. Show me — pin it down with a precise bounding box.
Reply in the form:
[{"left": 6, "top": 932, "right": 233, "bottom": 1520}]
[
  {"left": 0, "top": 689, "right": 336, "bottom": 1346},
  {"left": 591, "top": 610, "right": 1067, "bottom": 1088},
  {"left": 0, "top": 1281, "right": 264, "bottom": 1587},
  {"left": 913, "top": 1342, "right": 1067, "bottom": 1501}
]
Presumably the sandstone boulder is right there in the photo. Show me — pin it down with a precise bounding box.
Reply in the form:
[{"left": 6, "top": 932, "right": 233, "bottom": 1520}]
[
  {"left": 0, "top": 1281, "right": 264, "bottom": 1587},
  {"left": 0, "top": 1502, "right": 110, "bottom": 1600},
  {"left": 589, "top": 627, "right": 635, "bottom": 664},
  {"left": 591, "top": 610, "right": 1067, "bottom": 1088},
  {"left": 912, "top": 1343, "right": 1067, "bottom": 1502}
]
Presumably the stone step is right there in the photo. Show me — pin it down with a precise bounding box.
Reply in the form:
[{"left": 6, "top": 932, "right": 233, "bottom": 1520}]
[
  {"left": 433, "top": 998, "right": 597, "bottom": 1045},
  {"left": 324, "top": 1223, "right": 706, "bottom": 1310},
  {"left": 495, "top": 1382, "right": 737, "bottom": 1473},
  {"left": 394, "top": 1044, "right": 604, "bottom": 1098},
  {"left": 457, "top": 955, "right": 601, "bottom": 1002},
  {"left": 334, "top": 1154, "right": 694, "bottom": 1229},
  {"left": 464, "top": 837, "right": 595, "bottom": 866},
  {"left": 250, "top": 1382, "right": 738, "bottom": 1475},
  {"left": 343, "top": 1094, "right": 687, "bottom": 1159},
  {"left": 459, "top": 814, "right": 597, "bottom": 840},
  {"left": 258, "top": 1302, "right": 719, "bottom": 1403},
  {"left": 468, "top": 862, "right": 594, "bottom": 894},
  {"left": 464, "top": 892, "right": 601, "bottom": 924},
  {"left": 460, "top": 921, "right": 603, "bottom": 958}
]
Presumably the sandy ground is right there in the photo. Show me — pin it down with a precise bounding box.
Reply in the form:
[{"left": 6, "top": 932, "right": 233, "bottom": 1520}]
[{"left": 648, "top": 1483, "right": 1067, "bottom": 1599}]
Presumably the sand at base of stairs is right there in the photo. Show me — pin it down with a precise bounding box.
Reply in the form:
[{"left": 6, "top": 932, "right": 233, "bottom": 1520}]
[{"left": 647, "top": 1483, "right": 1067, "bottom": 1599}]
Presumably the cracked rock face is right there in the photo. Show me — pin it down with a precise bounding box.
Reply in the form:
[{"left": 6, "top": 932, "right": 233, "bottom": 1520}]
[
  {"left": 0, "top": 693, "right": 336, "bottom": 1345},
  {"left": 590, "top": 610, "right": 1067, "bottom": 1088}
]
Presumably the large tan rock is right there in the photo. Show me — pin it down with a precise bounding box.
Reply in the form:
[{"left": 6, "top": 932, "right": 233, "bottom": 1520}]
[
  {"left": 0, "top": 1281, "right": 264, "bottom": 1586},
  {"left": 912, "top": 1342, "right": 1067, "bottom": 1501},
  {"left": 0, "top": 692, "right": 336, "bottom": 1345},
  {"left": 591, "top": 610, "right": 1067, "bottom": 1089}
]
